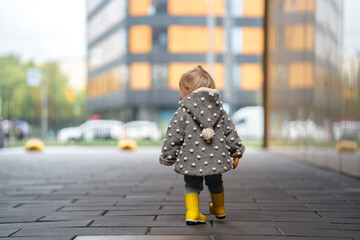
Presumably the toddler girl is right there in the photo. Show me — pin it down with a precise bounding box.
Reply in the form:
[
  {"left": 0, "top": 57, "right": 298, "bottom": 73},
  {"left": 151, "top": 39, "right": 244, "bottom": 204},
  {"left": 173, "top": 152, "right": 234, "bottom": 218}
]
[{"left": 159, "top": 66, "right": 245, "bottom": 225}]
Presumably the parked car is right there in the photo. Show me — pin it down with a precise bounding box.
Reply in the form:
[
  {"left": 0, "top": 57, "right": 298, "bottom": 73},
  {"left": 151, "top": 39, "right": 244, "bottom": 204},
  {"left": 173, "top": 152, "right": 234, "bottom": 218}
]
[
  {"left": 80, "top": 120, "right": 125, "bottom": 140},
  {"left": 125, "top": 121, "right": 161, "bottom": 141},
  {"left": 57, "top": 120, "right": 126, "bottom": 143},
  {"left": 57, "top": 127, "right": 82, "bottom": 143},
  {"left": 232, "top": 106, "right": 264, "bottom": 141}
]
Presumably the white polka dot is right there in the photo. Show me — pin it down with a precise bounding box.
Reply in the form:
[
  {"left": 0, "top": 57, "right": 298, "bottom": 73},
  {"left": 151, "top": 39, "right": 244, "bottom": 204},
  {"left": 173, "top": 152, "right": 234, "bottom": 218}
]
[
  {"left": 201, "top": 97, "right": 205, "bottom": 101},
  {"left": 204, "top": 161, "right": 208, "bottom": 165},
  {"left": 168, "top": 156, "right": 172, "bottom": 159},
  {"left": 180, "top": 165, "right": 183, "bottom": 168},
  {"left": 195, "top": 141, "right": 199, "bottom": 145},
  {"left": 194, "top": 90, "right": 198, "bottom": 93},
  {"left": 187, "top": 96, "right": 191, "bottom": 100},
  {"left": 224, "top": 166, "right": 227, "bottom": 170},
  {"left": 187, "top": 109, "right": 190, "bottom": 113},
  {"left": 179, "top": 151, "right": 182, "bottom": 154},
  {"left": 171, "top": 142, "right": 175, "bottom": 146},
  {"left": 207, "top": 118, "right": 211, "bottom": 122},
  {"left": 222, "top": 152, "right": 226, "bottom": 156},
  {"left": 174, "top": 120, "right": 178, "bottom": 123},
  {"left": 231, "top": 137, "right": 234, "bottom": 141},
  {"left": 218, "top": 160, "right": 221, "bottom": 164},
  {"left": 176, "top": 129, "right": 180, "bottom": 133},
  {"left": 194, "top": 103, "right": 197, "bottom": 107},
  {"left": 164, "top": 147, "right": 167, "bottom": 151},
  {"left": 197, "top": 155, "right": 201, "bottom": 159},
  {"left": 190, "top": 149, "right": 194, "bottom": 153},
  {"left": 185, "top": 171, "right": 188, "bottom": 174},
  {"left": 227, "top": 126, "right": 230, "bottom": 130},
  {"left": 200, "top": 134, "right": 203, "bottom": 138},
  {"left": 208, "top": 105, "right": 212, "bottom": 109},
  {"left": 216, "top": 101, "right": 219, "bottom": 105},
  {"left": 200, "top": 111, "right": 204, "bottom": 115},
  {"left": 193, "top": 127, "right": 197, "bottom": 131},
  {"left": 168, "top": 125, "right": 172, "bottom": 128},
  {"left": 212, "top": 167, "right": 216, "bottom": 171},
  {"left": 186, "top": 121, "right": 189, "bottom": 124},
  {"left": 199, "top": 169, "right": 203, "bottom": 173},
  {"left": 227, "top": 159, "right": 231, "bottom": 163},
  {"left": 214, "top": 113, "right": 217, "bottom": 116},
  {"left": 202, "top": 147, "right": 205, "bottom": 151},
  {"left": 188, "top": 135, "right": 192, "bottom": 139},
  {"left": 215, "top": 146, "right": 218, "bottom": 150},
  {"left": 177, "top": 159, "right": 180, "bottom": 162},
  {"left": 210, "top": 153, "right": 214, "bottom": 157},
  {"left": 217, "top": 125, "right": 220, "bottom": 128},
  {"left": 192, "top": 163, "right": 196, "bottom": 167}
]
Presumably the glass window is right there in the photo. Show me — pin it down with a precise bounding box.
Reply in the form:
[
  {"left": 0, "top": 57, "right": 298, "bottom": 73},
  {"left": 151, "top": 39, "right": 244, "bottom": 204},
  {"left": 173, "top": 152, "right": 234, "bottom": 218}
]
[
  {"left": 153, "top": 27, "right": 167, "bottom": 52},
  {"left": 129, "top": 0, "right": 152, "bottom": 16},
  {"left": 168, "top": 0, "right": 224, "bottom": 17},
  {"left": 231, "top": 0, "right": 243, "bottom": 17},
  {"left": 240, "top": 63, "right": 263, "bottom": 91},
  {"left": 152, "top": 64, "right": 168, "bottom": 89},
  {"left": 242, "top": 27, "right": 264, "bottom": 54},
  {"left": 232, "top": 27, "right": 242, "bottom": 54}
]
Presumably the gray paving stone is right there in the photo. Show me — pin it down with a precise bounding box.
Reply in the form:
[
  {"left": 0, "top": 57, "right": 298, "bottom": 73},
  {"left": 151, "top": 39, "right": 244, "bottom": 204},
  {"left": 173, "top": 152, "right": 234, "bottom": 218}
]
[
  {"left": 1, "top": 147, "right": 359, "bottom": 239},
  {"left": 75, "top": 236, "right": 212, "bottom": 240},
  {"left": 150, "top": 226, "right": 213, "bottom": 235},
  {"left": 13, "top": 227, "right": 148, "bottom": 237},
  {"left": 0, "top": 228, "right": 20, "bottom": 237}
]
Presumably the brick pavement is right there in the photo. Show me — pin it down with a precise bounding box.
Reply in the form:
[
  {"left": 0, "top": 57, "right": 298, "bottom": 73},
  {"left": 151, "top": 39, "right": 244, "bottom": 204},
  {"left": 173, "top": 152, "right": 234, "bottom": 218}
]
[{"left": 0, "top": 146, "right": 359, "bottom": 240}]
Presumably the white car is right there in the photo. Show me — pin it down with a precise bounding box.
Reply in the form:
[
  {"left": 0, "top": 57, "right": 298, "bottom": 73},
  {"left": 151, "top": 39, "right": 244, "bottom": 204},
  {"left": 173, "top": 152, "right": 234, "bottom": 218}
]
[
  {"left": 57, "top": 127, "right": 82, "bottom": 143},
  {"left": 125, "top": 121, "right": 161, "bottom": 141},
  {"left": 233, "top": 106, "right": 264, "bottom": 141},
  {"left": 80, "top": 120, "right": 126, "bottom": 140}
]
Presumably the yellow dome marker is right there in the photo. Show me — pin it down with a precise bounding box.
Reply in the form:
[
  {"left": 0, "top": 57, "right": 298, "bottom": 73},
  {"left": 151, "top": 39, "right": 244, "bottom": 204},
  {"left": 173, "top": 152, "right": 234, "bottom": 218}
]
[
  {"left": 25, "top": 139, "right": 45, "bottom": 151},
  {"left": 117, "top": 139, "right": 138, "bottom": 151},
  {"left": 336, "top": 140, "right": 357, "bottom": 153}
]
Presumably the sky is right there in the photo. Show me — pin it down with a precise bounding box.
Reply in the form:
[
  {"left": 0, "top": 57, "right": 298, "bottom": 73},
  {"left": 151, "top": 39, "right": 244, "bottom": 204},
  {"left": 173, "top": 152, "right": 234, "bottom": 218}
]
[
  {"left": 0, "top": 0, "right": 86, "bottom": 62},
  {"left": 0, "top": 0, "right": 359, "bottom": 62}
]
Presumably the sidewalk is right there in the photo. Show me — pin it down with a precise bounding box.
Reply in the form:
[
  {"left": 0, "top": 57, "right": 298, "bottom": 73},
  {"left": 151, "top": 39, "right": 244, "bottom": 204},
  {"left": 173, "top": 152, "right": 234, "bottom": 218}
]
[{"left": 0, "top": 146, "right": 359, "bottom": 240}]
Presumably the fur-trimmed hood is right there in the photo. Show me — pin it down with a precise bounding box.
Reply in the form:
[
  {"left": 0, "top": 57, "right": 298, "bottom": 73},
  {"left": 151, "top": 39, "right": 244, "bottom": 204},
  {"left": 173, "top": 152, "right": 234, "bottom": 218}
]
[{"left": 180, "top": 87, "right": 223, "bottom": 140}]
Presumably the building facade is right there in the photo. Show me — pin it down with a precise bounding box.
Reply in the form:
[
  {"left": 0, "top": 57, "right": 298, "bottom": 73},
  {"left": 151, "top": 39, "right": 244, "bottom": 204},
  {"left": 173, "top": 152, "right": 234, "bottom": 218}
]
[{"left": 86, "top": 0, "right": 264, "bottom": 126}]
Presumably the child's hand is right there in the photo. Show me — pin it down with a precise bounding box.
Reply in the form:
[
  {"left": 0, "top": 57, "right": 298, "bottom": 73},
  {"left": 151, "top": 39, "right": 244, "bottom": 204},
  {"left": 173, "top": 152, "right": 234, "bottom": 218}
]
[{"left": 232, "top": 156, "right": 241, "bottom": 169}]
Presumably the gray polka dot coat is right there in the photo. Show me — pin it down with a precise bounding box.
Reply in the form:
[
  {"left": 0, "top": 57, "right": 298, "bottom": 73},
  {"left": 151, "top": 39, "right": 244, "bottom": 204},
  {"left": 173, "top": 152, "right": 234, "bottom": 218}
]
[{"left": 159, "top": 87, "right": 245, "bottom": 176}]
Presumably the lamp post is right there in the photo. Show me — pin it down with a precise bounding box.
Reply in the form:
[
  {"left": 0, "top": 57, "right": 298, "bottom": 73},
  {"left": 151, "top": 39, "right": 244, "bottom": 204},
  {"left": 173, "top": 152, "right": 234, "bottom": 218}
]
[
  {"left": 206, "top": 0, "right": 215, "bottom": 77},
  {"left": 26, "top": 68, "right": 48, "bottom": 140},
  {"left": 223, "top": 0, "right": 234, "bottom": 114}
]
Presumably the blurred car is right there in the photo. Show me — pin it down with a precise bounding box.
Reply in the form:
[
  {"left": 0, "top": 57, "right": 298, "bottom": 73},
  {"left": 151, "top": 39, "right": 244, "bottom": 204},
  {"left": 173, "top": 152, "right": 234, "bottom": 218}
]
[
  {"left": 125, "top": 121, "right": 161, "bottom": 141},
  {"left": 57, "top": 127, "right": 82, "bottom": 143},
  {"left": 57, "top": 120, "right": 126, "bottom": 143},
  {"left": 80, "top": 120, "right": 125, "bottom": 140},
  {"left": 233, "top": 106, "right": 264, "bottom": 141}
]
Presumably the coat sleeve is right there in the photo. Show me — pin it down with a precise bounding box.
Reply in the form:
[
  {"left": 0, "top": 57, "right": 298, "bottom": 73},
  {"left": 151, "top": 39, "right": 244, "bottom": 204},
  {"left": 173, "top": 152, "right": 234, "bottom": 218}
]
[
  {"left": 222, "top": 111, "right": 245, "bottom": 158},
  {"left": 159, "top": 108, "right": 186, "bottom": 166}
]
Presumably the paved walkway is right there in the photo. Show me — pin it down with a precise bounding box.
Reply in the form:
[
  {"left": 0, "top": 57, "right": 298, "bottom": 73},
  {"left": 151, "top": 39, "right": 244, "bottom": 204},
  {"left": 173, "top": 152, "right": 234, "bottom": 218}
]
[{"left": 0, "top": 146, "right": 359, "bottom": 240}]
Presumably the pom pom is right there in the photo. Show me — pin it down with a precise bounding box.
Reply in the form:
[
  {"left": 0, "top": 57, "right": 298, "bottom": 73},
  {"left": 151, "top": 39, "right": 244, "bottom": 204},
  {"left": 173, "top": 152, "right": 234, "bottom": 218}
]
[{"left": 202, "top": 128, "right": 215, "bottom": 140}]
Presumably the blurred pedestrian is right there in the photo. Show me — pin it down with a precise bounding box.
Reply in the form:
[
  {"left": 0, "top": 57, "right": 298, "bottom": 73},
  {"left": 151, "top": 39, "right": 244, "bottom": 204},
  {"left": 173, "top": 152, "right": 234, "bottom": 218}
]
[{"left": 159, "top": 66, "right": 245, "bottom": 225}]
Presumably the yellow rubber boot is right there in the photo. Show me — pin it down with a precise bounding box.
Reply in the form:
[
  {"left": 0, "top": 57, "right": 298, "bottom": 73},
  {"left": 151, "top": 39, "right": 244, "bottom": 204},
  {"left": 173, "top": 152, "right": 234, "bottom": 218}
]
[
  {"left": 209, "top": 191, "right": 226, "bottom": 219},
  {"left": 184, "top": 194, "right": 206, "bottom": 225}
]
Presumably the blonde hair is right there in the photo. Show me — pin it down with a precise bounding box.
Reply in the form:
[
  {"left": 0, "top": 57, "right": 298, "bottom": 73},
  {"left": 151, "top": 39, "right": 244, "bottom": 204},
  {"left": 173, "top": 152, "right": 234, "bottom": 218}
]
[{"left": 180, "top": 65, "right": 216, "bottom": 93}]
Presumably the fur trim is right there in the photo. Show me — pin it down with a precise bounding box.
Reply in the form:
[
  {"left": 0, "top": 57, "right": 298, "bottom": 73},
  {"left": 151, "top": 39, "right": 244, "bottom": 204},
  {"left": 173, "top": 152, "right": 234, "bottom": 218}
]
[
  {"left": 195, "top": 87, "right": 219, "bottom": 95},
  {"left": 202, "top": 128, "right": 215, "bottom": 140}
]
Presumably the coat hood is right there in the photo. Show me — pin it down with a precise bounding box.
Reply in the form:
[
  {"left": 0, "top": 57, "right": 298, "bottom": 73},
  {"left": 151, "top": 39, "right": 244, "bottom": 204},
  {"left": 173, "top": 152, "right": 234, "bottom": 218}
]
[{"left": 180, "top": 87, "right": 223, "bottom": 140}]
